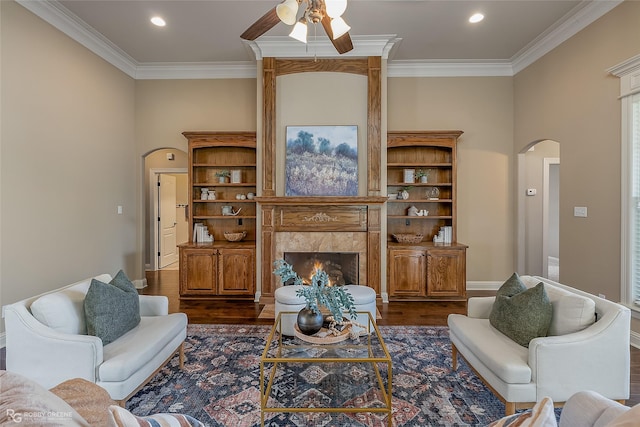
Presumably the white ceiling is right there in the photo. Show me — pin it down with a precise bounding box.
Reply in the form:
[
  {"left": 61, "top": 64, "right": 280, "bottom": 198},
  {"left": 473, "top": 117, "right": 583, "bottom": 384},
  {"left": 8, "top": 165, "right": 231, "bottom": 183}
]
[{"left": 18, "top": 0, "right": 622, "bottom": 78}]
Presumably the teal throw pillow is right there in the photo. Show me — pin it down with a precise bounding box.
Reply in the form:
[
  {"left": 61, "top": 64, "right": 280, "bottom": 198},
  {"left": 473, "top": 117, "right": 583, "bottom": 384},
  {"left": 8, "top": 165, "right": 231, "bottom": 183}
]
[
  {"left": 489, "top": 282, "right": 553, "bottom": 347},
  {"left": 84, "top": 270, "right": 141, "bottom": 345}
]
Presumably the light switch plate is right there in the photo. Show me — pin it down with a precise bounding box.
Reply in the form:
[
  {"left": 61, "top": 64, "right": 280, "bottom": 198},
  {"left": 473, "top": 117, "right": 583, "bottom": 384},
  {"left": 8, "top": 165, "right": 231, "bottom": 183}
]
[{"left": 574, "top": 206, "right": 587, "bottom": 217}]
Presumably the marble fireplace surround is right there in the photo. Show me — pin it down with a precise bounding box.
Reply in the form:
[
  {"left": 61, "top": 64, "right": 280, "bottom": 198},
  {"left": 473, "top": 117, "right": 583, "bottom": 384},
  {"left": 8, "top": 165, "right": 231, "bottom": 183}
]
[{"left": 257, "top": 196, "right": 387, "bottom": 302}]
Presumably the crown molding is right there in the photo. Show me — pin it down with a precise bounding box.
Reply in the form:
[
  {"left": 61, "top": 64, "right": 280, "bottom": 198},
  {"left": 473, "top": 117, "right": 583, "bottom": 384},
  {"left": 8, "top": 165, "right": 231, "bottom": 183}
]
[
  {"left": 135, "top": 62, "right": 258, "bottom": 80},
  {"left": 387, "top": 60, "right": 513, "bottom": 78},
  {"left": 18, "top": 0, "right": 622, "bottom": 79},
  {"left": 244, "top": 35, "right": 401, "bottom": 60},
  {"left": 511, "top": 0, "right": 623, "bottom": 74},
  {"left": 16, "top": 0, "right": 138, "bottom": 78}
]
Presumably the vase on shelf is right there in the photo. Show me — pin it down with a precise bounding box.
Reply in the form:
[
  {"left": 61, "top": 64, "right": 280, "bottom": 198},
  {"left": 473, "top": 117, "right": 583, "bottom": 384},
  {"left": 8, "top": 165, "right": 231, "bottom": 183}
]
[{"left": 420, "top": 176, "right": 428, "bottom": 183}]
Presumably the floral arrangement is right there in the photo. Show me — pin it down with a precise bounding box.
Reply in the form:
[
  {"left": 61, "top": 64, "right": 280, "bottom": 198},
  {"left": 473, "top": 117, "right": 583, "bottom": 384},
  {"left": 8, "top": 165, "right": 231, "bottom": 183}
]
[
  {"left": 415, "top": 169, "right": 430, "bottom": 179},
  {"left": 273, "top": 259, "right": 356, "bottom": 322},
  {"left": 214, "top": 170, "right": 230, "bottom": 178}
]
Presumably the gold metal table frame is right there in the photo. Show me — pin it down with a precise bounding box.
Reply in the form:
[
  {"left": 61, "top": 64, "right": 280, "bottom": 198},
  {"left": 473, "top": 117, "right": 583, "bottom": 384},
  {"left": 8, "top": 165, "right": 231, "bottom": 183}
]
[{"left": 260, "top": 312, "right": 393, "bottom": 426}]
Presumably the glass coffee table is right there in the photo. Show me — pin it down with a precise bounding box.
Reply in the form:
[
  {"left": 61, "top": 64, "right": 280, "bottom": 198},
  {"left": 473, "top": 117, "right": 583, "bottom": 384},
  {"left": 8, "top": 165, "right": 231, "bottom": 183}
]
[{"left": 260, "top": 312, "right": 392, "bottom": 426}]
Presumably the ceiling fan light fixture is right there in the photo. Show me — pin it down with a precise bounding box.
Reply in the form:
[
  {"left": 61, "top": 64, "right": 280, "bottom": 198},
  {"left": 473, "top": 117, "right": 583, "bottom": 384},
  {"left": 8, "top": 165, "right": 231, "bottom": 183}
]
[
  {"left": 330, "top": 16, "right": 350, "bottom": 39},
  {"left": 276, "top": 0, "right": 299, "bottom": 25},
  {"left": 289, "top": 18, "right": 308, "bottom": 43},
  {"left": 325, "top": 0, "right": 347, "bottom": 18}
]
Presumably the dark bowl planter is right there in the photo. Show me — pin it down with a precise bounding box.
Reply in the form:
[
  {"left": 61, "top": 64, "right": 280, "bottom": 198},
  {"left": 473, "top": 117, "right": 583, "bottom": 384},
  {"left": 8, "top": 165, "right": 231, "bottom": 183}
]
[{"left": 296, "top": 308, "right": 323, "bottom": 335}]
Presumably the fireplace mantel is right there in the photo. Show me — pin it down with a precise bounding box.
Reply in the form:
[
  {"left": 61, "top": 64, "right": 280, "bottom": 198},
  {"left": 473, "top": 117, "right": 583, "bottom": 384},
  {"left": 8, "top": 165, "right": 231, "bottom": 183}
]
[
  {"left": 255, "top": 196, "right": 388, "bottom": 205},
  {"left": 259, "top": 197, "right": 384, "bottom": 301}
]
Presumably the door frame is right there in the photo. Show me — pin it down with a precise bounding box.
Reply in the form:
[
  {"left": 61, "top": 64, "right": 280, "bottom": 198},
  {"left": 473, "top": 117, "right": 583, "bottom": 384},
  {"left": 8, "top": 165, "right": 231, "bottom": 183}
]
[
  {"left": 149, "top": 168, "right": 187, "bottom": 271},
  {"left": 542, "top": 158, "right": 560, "bottom": 278}
]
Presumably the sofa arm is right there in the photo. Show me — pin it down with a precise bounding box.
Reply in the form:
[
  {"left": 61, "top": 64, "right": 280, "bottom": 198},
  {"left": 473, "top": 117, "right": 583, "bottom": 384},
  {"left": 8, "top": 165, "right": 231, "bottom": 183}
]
[
  {"left": 139, "top": 295, "right": 169, "bottom": 316},
  {"left": 467, "top": 296, "right": 495, "bottom": 318},
  {"left": 529, "top": 307, "right": 631, "bottom": 402},
  {"left": 4, "top": 304, "right": 103, "bottom": 390}
]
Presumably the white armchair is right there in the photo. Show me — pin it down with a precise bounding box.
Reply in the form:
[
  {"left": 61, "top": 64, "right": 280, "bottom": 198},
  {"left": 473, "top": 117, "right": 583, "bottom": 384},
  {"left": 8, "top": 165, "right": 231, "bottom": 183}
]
[
  {"left": 3, "top": 274, "right": 188, "bottom": 405},
  {"left": 448, "top": 276, "right": 631, "bottom": 415}
]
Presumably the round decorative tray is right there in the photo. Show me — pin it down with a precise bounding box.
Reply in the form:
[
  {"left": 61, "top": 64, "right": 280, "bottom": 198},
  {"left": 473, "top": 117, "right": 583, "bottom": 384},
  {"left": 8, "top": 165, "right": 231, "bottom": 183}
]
[
  {"left": 224, "top": 231, "right": 246, "bottom": 242},
  {"left": 293, "top": 323, "right": 351, "bottom": 344},
  {"left": 392, "top": 233, "right": 424, "bottom": 244}
]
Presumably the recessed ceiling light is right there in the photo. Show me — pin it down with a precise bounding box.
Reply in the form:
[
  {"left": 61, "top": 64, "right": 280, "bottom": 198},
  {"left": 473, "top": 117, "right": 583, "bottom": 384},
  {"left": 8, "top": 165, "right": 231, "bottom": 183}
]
[
  {"left": 150, "top": 16, "right": 166, "bottom": 27},
  {"left": 469, "top": 13, "right": 484, "bottom": 24}
]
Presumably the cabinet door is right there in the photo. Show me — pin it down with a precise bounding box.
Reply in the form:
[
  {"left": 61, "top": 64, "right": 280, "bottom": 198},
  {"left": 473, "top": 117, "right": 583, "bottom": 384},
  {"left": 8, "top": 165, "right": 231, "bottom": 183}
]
[
  {"left": 218, "top": 248, "right": 255, "bottom": 295},
  {"left": 426, "top": 248, "right": 466, "bottom": 297},
  {"left": 388, "top": 249, "right": 427, "bottom": 297},
  {"left": 179, "top": 247, "right": 217, "bottom": 295}
]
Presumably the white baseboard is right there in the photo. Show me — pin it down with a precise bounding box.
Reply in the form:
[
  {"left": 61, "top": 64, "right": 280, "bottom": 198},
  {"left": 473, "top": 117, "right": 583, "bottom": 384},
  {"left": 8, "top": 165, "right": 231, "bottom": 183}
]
[
  {"left": 631, "top": 330, "right": 640, "bottom": 349},
  {"left": 466, "top": 281, "right": 502, "bottom": 291},
  {"left": 133, "top": 278, "right": 148, "bottom": 289}
]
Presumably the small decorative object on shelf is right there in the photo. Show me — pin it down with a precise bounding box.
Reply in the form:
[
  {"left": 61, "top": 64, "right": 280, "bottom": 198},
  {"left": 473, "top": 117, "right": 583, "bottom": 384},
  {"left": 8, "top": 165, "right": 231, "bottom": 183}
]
[
  {"left": 426, "top": 187, "right": 440, "bottom": 200},
  {"left": 416, "top": 169, "right": 430, "bottom": 183},
  {"left": 403, "top": 168, "right": 415, "bottom": 183},
  {"left": 223, "top": 231, "right": 246, "bottom": 242},
  {"left": 273, "top": 259, "right": 357, "bottom": 336},
  {"left": 230, "top": 169, "right": 242, "bottom": 183},
  {"left": 433, "top": 226, "right": 452, "bottom": 244},
  {"left": 407, "top": 205, "right": 419, "bottom": 216},
  {"left": 214, "top": 170, "right": 230, "bottom": 183},
  {"left": 193, "top": 223, "right": 214, "bottom": 243},
  {"left": 200, "top": 188, "right": 209, "bottom": 200},
  {"left": 392, "top": 233, "right": 424, "bottom": 244},
  {"left": 398, "top": 186, "right": 411, "bottom": 200},
  {"left": 222, "top": 206, "right": 241, "bottom": 216},
  {"left": 207, "top": 189, "right": 216, "bottom": 200}
]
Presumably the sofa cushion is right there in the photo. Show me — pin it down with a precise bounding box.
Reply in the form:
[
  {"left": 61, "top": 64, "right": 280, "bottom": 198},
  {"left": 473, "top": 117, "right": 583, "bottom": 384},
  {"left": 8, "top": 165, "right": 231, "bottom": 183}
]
[
  {"left": 108, "top": 405, "right": 204, "bottom": 427},
  {"left": 84, "top": 270, "right": 141, "bottom": 345},
  {"left": 488, "top": 396, "right": 557, "bottom": 426},
  {"left": 0, "top": 370, "right": 90, "bottom": 427},
  {"left": 448, "top": 315, "right": 531, "bottom": 384},
  {"left": 99, "top": 313, "right": 187, "bottom": 382},
  {"left": 490, "top": 282, "right": 553, "bottom": 347},
  {"left": 521, "top": 276, "right": 596, "bottom": 336},
  {"left": 49, "top": 378, "right": 117, "bottom": 427},
  {"left": 30, "top": 274, "right": 112, "bottom": 335}
]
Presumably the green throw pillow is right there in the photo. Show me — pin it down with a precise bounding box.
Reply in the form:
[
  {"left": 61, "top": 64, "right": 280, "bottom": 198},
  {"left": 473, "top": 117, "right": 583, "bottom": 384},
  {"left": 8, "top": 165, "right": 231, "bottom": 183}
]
[
  {"left": 496, "top": 272, "right": 527, "bottom": 297},
  {"left": 84, "top": 270, "right": 141, "bottom": 345},
  {"left": 489, "top": 281, "right": 553, "bottom": 347}
]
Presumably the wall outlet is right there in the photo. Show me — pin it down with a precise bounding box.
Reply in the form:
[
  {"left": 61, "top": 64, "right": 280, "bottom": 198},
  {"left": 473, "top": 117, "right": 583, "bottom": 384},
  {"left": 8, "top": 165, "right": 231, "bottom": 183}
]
[{"left": 526, "top": 188, "right": 537, "bottom": 196}]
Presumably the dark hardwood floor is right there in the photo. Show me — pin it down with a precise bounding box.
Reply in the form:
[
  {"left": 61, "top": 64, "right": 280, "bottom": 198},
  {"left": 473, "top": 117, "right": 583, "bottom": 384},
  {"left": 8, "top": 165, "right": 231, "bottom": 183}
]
[{"left": 144, "top": 268, "right": 640, "bottom": 407}]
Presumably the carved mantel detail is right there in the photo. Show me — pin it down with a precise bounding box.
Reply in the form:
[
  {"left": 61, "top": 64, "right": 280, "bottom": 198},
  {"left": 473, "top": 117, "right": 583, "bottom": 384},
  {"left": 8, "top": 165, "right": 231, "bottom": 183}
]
[{"left": 303, "top": 213, "right": 338, "bottom": 222}]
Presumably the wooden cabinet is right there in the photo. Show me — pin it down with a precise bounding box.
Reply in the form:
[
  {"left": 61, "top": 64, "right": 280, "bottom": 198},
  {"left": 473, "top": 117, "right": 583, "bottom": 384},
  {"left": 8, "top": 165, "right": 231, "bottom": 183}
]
[
  {"left": 388, "top": 244, "right": 467, "bottom": 300},
  {"left": 386, "top": 131, "right": 467, "bottom": 301},
  {"left": 388, "top": 248, "right": 427, "bottom": 297},
  {"left": 217, "top": 248, "right": 255, "bottom": 295},
  {"left": 179, "top": 244, "right": 255, "bottom": 298},
  {"left": 179, "top": 132, "right": 257, "bottom": 299}
]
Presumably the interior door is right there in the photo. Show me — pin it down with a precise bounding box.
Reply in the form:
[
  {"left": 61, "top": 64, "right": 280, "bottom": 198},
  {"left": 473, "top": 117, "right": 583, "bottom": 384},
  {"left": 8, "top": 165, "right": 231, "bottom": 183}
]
[{"left": 159, "top": 174, "right": 178, "bottom": 268}]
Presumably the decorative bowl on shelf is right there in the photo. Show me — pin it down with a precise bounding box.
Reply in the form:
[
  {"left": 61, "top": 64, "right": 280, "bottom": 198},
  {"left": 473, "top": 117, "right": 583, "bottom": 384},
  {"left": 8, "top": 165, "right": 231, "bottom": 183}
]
[
  {"left": 224, "top": 231, "right": 247, "bottom": 242},
  {"left": 392, "top": 233, "right": 424, "bottom": 244}
]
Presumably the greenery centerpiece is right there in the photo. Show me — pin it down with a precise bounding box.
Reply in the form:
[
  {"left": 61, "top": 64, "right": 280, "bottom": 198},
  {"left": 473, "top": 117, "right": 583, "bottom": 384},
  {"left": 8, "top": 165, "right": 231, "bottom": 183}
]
[
  {"left": 415, "top": 169, "right": 430, "bottom": 183},
  {"left": 214, "top": 170, "right": 230, "bottom": 182},
  {"left": 273, "top": 259, "right": 357, "bottom": 335}
]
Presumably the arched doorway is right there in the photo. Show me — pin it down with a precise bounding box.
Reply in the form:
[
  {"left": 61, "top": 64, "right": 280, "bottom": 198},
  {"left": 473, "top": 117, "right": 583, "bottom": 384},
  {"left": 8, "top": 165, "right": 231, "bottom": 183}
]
[
  {"left": 143, "top": 148, "right": 188, "bottom": 271},
  {"left": 517, "top": 140, "right": 560, "bottom": 280}
]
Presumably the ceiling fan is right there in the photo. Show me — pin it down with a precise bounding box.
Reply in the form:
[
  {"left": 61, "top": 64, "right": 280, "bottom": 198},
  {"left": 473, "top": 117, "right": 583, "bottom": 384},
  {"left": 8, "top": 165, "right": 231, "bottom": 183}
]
[{"left": 240, "top": 0, "right": 354, "bottom": 54}]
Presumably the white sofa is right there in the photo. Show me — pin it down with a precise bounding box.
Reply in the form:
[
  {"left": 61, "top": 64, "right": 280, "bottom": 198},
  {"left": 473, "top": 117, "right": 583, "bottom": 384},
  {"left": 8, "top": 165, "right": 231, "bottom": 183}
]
[
  {"left": 448, "top": 275, "right": 631, "bottom": 415},
  {"left": 3, "top": 274, "right": 188, "bottom": 405}
]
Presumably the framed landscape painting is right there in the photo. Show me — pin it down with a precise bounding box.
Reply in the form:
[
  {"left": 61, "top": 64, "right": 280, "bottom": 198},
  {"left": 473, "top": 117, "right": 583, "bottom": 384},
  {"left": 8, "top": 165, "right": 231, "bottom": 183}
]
[{"left": 285, "top": 125, "right": 358, "bottom": 196}]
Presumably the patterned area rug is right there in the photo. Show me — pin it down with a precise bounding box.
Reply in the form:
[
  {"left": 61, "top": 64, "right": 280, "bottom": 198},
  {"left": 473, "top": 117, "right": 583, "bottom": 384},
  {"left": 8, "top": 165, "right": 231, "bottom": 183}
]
[{"left": 127, "top": 325, "right": 506, "bottom": 426}]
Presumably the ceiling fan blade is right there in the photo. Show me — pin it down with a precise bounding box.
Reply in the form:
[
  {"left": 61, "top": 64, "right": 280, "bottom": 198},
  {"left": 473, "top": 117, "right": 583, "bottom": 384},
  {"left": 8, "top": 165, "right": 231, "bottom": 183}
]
[
  {"left": 321, "top": 15, "right": 354, "bottom": 54},
  {"left": 240, "top": 7, "right": 281, "bottom": 40}
]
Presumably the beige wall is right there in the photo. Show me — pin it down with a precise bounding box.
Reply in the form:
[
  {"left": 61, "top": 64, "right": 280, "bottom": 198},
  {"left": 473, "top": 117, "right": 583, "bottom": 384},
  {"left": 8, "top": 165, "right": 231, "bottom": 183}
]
[
  {"left": 0, "top": 1, "right": 136, "bottom": 324},
  {"left": 514, "top": 1, "right": 640, "bottom": 302},
  {"left": 388, "top": 77, "right": 515, "bottom": 280}
]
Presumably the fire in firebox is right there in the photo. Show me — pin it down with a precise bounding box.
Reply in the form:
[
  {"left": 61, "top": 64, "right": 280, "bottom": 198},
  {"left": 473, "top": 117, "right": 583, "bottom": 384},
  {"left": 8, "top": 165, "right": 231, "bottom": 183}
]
[{"left": 283, "top": 252, "right": 359, "bottom": 286}]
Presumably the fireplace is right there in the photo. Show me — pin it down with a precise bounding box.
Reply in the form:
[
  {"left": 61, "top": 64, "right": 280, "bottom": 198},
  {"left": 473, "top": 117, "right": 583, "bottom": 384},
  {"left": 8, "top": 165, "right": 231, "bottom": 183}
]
[{"left": 284, "top": 252, "right": 359, "bottom": 286}]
